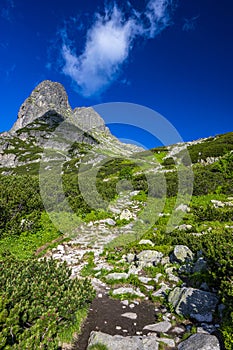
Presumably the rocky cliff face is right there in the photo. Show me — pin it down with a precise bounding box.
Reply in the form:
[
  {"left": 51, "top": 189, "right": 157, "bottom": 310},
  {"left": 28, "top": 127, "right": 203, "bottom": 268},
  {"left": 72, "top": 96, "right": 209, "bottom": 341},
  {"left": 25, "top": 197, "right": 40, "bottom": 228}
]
[{"left": 10, "top": 81, "right": 73, "bottom": 133}]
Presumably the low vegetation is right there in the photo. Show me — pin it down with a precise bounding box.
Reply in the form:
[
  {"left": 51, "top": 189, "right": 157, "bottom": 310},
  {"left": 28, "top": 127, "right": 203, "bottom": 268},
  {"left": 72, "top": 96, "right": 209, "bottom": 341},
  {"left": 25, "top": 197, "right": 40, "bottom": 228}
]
[
  {"left": 0, "top": 258, "right": 95, "bottom": 349},
  {"left": 0, "top": 132, "right": 232, "bottom": 348}
]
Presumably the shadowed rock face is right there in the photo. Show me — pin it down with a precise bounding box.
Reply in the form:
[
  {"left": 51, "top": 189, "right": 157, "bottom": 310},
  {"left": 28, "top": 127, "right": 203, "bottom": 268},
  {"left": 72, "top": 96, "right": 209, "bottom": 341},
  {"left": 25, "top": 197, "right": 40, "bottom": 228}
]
[
  {"left": 178, "top": 333, "right": 221, "bottom": 350},
  {"left": 11, "top": 80, "right": 72, "bottom": 132}
]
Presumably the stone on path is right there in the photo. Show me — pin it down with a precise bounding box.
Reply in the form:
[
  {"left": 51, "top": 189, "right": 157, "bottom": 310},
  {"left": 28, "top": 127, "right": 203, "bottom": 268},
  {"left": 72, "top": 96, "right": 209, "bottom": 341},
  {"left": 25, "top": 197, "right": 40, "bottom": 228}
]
[
  {"left": 178, "top": 333, "right": 220, "bottom": 350},
  {"left": 112, "top": 287, "right": 145, "bottom": 298},
  {"left": 143, "top": 320, "right": 172, "bottom": 333},
  {"left": 121, "top": 312, "right": 137, "bottom": 320},
  {"left": 87, "top": 331, "right": 159, "bottom": 350}
]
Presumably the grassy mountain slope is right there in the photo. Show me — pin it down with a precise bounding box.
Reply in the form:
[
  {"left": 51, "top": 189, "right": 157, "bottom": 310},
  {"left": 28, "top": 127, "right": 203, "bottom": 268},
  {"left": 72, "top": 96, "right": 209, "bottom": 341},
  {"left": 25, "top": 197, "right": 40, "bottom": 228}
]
[{"left": 0, "top": 80, "right": 232, "bottom": 348}]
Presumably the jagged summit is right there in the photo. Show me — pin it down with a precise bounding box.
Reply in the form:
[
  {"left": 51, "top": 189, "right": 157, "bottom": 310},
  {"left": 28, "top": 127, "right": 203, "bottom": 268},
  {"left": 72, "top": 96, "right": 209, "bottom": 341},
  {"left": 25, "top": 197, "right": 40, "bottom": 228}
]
[
  {"left": 0, "top": 80, "right": 143, "bottom": 172},
  {"left": 11, "top": 80, "right": 72, "bottom": 132}
]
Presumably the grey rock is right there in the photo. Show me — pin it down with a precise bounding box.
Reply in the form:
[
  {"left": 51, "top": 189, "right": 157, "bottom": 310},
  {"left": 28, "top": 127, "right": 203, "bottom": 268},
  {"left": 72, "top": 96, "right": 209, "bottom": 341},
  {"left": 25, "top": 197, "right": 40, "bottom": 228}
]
[
  {"left": 179, "top": 263, "right": 193, "bottom": 274},
  {"left": 200, "top": 282, "right": 210, "bottom": 291},
  {"left": 143, "top": 320, "right": 172, "bottom": 333},
  {"left": 112, "top": 287, "right": 145, "bottom": 298},
  {"left": 177, "top": 224, "right": 193, "bottom": 231},
  {"left": 178, "top": 333, "right": 220, "bottom": 350},
  {"left": 197, "top": 323, "right": 217, "bottom": 334},
  {"left": 168, "top": 287, "right": 219, "bottom": 322},
  {"left": 139, "top": 239, "right": 154, "bottom": 246},
  {"left": 105, "top": 272, "right": 129, "bottom": 281},
  {"left": 152, "top": 282, "right": 171, "bottom": 297},
  {"left": 211, "top": 200, "right": 225, "bottom": 208},
  {"left": 99, "top": 218, "right": 116, "bottom": 226},
  {"left": 156, "top": 337, "right": 176, "bottom": 347},
  {"left": 128, "top": 265, "right": 140, "bottom": 275},
  {"left": 171, "top": 326, "right": 185, "bottom": 334},
  {"left": 125, "top": 253, "right": 136, "bottom": 264},
  {"left": 160, "top": 256, "right": 170, "bottom": 265},
  {"left": 175, "top": 204, "right": 191, "bottom": 212},
  {"left": 73, "top": 106, "right": 108, "bottom": 133},
  {"left": 171, "top": 245, "right": 194, "bottom": 264},
  {"left": 138, "top": 276, "right": 153, "bottom": 284},
  {"left": 120, "top": 209, "right": 134, "bottom": 221},
  {"left": 193, "top": 257, "right": 207, "bottom": 273},
  {"left": 154, "top": 273, "right": 163, "bottom": 283},
  {"left": 167, "top": 273, "right": 180, "bottom": 283},
  {"left": 121, "top": 312, "right": 137, "bottom": 320},
  {"left": 137, "top": 250, "right": 163, "bottom": 267},
  {"left": 87, "top": 331, "right": 159, "bottom": 350}
]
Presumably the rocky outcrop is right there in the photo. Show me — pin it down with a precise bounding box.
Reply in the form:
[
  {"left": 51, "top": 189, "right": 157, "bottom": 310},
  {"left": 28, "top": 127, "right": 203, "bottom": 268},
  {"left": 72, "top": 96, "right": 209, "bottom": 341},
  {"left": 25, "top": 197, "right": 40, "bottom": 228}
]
[
  {"left": 178, "top": 333, "right": 220, "bottom": 350},
  {"left": 136, "top": 250, "right": 163, "bottom": 268},
  {"left": 72, "top": 107, "right": 108, "bottom": 133},
  {"left": 11, "top": 80, "right": 72, "bottom": 132},
  {"left": 168, "top": 287, "right": 219, "bottom": 322}
]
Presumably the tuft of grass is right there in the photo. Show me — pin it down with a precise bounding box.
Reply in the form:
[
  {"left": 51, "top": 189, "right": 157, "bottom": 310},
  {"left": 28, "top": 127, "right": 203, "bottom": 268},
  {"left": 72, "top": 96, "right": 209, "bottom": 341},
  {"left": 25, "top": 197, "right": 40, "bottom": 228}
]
[
  {"left": 88, "top": 343, "right": 109, "bottom": 350},
  {"left": 59, "top": 307, "right": 89, "bottom": 344}
]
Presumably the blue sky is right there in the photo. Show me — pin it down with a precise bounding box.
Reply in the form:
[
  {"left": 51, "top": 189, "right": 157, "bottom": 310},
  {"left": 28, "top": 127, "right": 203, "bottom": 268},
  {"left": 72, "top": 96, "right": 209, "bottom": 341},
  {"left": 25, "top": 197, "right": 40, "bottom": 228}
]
[{"left": 0, "top": 0, "right": 233, "bottom": 148}]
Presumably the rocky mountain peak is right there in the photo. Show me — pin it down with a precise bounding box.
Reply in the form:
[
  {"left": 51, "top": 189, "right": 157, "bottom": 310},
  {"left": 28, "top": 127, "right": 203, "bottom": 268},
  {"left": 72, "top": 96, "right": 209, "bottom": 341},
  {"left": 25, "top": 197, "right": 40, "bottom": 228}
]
[
  {"left": 73, "top": 107, "right": 107, "bottom": 133},
  {"left": 10, "top": 80, "right": 72, "bottom": 132}
]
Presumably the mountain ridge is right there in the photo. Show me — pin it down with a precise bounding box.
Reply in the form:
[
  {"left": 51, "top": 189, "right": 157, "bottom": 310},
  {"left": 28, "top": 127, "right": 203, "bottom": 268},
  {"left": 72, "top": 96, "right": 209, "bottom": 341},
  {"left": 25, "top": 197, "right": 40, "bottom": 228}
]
[{"left": 0, "top": 80, "right": 143, "bottom": 173}]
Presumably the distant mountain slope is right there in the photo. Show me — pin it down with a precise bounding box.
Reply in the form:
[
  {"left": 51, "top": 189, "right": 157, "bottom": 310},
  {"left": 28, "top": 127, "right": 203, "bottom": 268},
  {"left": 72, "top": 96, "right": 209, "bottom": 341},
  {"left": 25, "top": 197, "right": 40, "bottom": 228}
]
[{"left": 0, "top": 80, "right": 142, "bottom": 175}]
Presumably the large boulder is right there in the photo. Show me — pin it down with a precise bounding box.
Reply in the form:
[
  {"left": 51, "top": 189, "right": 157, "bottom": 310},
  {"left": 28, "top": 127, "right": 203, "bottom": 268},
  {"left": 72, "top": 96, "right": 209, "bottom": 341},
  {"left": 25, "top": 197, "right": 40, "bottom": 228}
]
[
  {"left": 168, "top": 287, "right": 218, "bottom": 322},
  {"left": 178, "top": 333, "right": 220, "bottom": 350},
  {"left": 137, "top": 250, "right": 163, "bottom": 267},
  {"left": 87, "top": 331, "right": 159, "bottom": 350},
  {"left": 171, "top": 245, "right": 194, "bottom": 264}
]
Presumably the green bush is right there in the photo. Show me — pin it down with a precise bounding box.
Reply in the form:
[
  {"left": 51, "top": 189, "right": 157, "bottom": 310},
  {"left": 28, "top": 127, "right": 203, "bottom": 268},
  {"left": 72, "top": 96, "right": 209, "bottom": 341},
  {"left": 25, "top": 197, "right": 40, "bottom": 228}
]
[
  {"left": 0, "top": 175, "right": 43, "bottom": 237},
  {"left": 0, "top": 257, "right": 95, "bottom": 348}
]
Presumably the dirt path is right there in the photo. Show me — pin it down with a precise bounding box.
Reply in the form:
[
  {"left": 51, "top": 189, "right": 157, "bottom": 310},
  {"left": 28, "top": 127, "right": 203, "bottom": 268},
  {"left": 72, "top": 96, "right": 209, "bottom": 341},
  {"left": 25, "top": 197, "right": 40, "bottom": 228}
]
[{"left": 73, "top": 295, "right": 165, "bottom": 350}]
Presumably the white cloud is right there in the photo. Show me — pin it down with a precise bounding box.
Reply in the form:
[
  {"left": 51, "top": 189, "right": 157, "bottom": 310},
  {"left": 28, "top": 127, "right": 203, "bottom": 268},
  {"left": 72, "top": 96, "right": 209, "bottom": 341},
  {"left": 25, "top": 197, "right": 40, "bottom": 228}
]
[
  {"left": 61, "top": 0, "right": 175, "bottom": 97},
  {"left": 145, "top": 0, "right": 173, "bottom": 37},
  {"left": 62, "top": 6, "right": 136, "bottom": 96}
]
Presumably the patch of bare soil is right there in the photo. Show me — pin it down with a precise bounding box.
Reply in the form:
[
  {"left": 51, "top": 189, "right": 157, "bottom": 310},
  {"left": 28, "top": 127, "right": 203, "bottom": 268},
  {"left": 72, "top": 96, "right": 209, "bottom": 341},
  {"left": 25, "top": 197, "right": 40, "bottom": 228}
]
[{"left": 72, "top": 295, "right": 165, "bottom": 350}]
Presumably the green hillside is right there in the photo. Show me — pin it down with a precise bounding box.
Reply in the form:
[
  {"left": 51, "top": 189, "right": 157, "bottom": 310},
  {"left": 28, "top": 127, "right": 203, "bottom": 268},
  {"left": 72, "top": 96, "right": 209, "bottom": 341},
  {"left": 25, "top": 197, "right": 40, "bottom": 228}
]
[{"left": 0, "top": 129, "right": 233, "bottom": 349}]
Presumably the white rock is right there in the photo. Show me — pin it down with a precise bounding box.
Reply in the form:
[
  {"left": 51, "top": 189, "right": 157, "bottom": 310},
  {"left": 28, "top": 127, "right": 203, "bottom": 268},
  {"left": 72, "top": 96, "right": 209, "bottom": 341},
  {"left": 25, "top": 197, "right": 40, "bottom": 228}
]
[
  {"left": 106, "top": 272, "right": 129, "bottom": 281},
  {"left": 139, "top": 239, "right": 154, "bottom": 246},
  {"left": 175, "top": 204, "right": 191, "bottom": 212},
  {"left": 121, "top": 312, "right": 137, "bottom": 320},
  {"left": 143, "top": 321, "right": 172, "bottom": 333},
  {"left": 112, "top": 287, "right": 145, "bottom": 298},
  {"left": 120, "top": 209, "right": 134, "bottom": 221}
]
